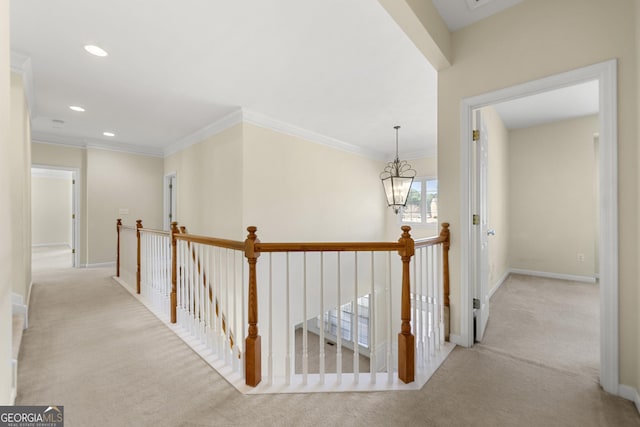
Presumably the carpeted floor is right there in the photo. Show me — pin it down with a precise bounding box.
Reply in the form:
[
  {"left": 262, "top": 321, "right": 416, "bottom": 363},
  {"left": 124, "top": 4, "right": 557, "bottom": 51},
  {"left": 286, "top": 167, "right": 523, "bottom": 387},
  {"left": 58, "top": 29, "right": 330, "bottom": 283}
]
[{"left": 16, "top": 258, "right": 640, "bottom": 426}]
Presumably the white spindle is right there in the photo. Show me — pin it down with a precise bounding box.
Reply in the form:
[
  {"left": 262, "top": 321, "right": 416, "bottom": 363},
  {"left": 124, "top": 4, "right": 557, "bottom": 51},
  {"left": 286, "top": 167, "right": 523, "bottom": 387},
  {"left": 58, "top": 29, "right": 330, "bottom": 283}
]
[
  {"left": 319, "top": 252, "right": 325, "bottom": 385},
  {"left": 387, "top": 251, "right": 393, "bottom": 385},
  {"left": 268, "top": 253, "right": 273, "bottom": 386},
  {"left": 336, "top": 252, "right": 342, "bottom": 385},
  {"left": 302, "top": 252, "right": 308, "bottom": 385},
  {"left": 370, "top": 251, "right": 376, "bottom": 384},
  {"left": 285, "top": 253, "right": 291, "bottom": 385},
  {"left": 353, "top": 252, "right": 359, "bottom": 383}
]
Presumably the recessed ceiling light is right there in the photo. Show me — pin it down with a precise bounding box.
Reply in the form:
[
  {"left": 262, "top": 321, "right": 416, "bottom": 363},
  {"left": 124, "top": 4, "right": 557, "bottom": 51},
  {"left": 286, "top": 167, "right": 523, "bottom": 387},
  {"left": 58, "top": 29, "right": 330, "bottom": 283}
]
[
  {"left": 69, "top": 105, "right": 85, "bottom": 112},
  {"left": 84, "top": 44, "right": 108, "bottom": 57},
  {"left": 103, "top": 132, "right": 115, "bottom": 137}
]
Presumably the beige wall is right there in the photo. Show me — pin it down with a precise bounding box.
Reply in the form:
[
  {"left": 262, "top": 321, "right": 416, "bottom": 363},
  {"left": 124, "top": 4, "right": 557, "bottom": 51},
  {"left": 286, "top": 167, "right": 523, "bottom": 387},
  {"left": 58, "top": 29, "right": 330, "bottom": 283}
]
[
  {"left": 9, "top": 72, "right": 31, "bottom": 300},
  {"left": 636, "top": 0, "right": 640, "bottom": 396},
  {"left": 243, "top": 123, "right": 385, "bottom": 242},
  {"left": 32, "top": 143, "right": 163, "bottom": 265},
  {"left": 31, "top": 176, "right": 72, "bottom": 246},
  {"left": 0, "top": 0, "right": 12, "bottom": 404},
  {"left": 508, "top": 115, "right": 598, "bottom": 278},
  {"left": 32, "top": 143, "right": 88, "bottom": 264},
  {"left": 87, "top": 148, "right": 163, "bottom": 264},
  {"left": 164, "top": 124, "right": 244, "bottom": 239},
  {"left": 480, "top": 107, "right": 510, "bottom": 293},
  {"left": 435, "top": 0, "right": 637, "bottom": 388}
]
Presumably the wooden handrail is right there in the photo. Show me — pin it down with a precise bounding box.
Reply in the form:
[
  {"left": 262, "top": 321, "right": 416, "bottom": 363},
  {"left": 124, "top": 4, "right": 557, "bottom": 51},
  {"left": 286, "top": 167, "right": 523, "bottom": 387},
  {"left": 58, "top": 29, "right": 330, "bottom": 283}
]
[
  {"left": 174, "top": 232, "right": 245, "bottom": 251},
  {"left": 139, "top": 227, "right": 170, "bottom": 236},
  {"left": 255, "top": 241, "right": 402, "bottom": 253}
]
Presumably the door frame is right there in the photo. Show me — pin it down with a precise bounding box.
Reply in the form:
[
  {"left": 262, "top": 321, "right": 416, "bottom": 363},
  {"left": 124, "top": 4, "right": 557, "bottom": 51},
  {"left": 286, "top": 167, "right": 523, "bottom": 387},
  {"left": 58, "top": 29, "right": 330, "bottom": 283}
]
[
  {"left": 31, "top": 164, "right": 81, "bottom": 268},
  {"left": 163, "top": 172, "right": 177, "bottom": 231},
  {"left": 459, "top": 59, "right": 618, "bottom": 393}
]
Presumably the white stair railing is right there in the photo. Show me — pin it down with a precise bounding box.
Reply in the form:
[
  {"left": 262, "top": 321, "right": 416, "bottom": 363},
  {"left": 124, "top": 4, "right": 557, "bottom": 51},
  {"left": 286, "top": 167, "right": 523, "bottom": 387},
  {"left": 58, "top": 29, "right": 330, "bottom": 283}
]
[{"left": 115, "top": 220, "right": 453, "bottom": 394}]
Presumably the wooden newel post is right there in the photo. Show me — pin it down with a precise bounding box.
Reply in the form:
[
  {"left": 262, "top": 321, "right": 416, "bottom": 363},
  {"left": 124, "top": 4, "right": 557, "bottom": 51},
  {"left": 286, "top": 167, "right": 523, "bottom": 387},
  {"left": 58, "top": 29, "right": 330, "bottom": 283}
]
[
  {"left": 116, "top": 219, "right": 122, "bottom": 277},
  {"left": 440, "top": 222, "right": 451, "bottom": 341},
  {"left": 170, "top": 221, "right": 179, "bottom": 324},
  {"left": 244, "top": 226, "right": 261, "bottom": 387},
  {"left": 136, "top": 220, "right": 142, "bottom": 294},
  {"left": 398, "top": 225, "right": 415, "bottom": 383}
]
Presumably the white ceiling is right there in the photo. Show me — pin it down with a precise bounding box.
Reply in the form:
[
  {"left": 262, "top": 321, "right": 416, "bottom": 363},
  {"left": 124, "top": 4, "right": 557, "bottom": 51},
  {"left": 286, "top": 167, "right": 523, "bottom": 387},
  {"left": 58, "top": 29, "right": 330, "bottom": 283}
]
[
  {"left": 10, "top": 0, "right": 596, "bottom": 161},
  {"left": 492, "top": 80, "right": 599, "bottom": 129},
  {"left": 10, "top": 0, "right": 437, "bottom": 159}
]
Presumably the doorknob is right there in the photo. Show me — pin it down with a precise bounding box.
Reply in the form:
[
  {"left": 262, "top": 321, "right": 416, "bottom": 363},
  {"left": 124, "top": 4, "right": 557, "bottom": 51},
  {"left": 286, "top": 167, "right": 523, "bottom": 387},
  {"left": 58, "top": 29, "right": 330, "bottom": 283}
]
[{"left": 487, "top": 229, "right": 496, "bottom": 236}]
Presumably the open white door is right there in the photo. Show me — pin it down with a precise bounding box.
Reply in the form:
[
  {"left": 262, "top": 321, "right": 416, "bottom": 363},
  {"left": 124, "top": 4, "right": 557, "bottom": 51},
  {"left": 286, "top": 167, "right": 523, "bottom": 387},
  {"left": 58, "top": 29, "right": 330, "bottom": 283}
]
[{"left": 474, "top": 110, "right": 490, "bottom": 342}]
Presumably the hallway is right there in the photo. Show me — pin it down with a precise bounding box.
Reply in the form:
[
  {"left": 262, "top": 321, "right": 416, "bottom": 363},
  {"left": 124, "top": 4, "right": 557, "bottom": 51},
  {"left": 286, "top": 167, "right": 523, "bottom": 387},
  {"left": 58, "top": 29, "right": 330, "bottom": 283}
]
[{"left": 15, "top": 265, "right": 640, "bottom": 426}]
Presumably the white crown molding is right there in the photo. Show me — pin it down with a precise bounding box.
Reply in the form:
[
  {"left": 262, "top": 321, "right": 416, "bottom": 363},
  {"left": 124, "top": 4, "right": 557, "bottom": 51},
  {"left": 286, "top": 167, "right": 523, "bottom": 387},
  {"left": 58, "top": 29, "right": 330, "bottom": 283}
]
[
  {"left": 243, "top": 109, "right": 387, "bottom": 161},
  {"left": 10, "top": 51, "right": 35, "bottom": 117},
  {"left": 32, "top": 132, "right": 164, "bottom": 157},
  {"left": 163, "top": 109, "right": 244, "bottom": 157}
]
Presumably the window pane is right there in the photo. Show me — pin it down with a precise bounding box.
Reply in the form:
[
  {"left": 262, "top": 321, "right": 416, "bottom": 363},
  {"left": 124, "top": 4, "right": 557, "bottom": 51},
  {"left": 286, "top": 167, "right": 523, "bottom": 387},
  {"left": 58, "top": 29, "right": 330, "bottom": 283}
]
[
  {"left": 426, "top": 179, "right": 438, "bottom": 223},
  {"left": 401, "top": 181, "right": 422, "bottom": 223}
]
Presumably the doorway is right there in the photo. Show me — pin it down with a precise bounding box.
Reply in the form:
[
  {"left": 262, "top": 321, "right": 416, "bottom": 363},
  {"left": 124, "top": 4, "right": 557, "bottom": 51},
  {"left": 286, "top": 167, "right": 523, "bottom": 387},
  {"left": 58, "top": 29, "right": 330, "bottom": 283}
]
[
  {"left": 164, "top": 172, "right": 177, "bottom": 231},
  {"left": 31, "top": 166, "right": 80, "bottom": 269},
  {"left": 459, "top": 60, "right": 618, "bottom": 393}
]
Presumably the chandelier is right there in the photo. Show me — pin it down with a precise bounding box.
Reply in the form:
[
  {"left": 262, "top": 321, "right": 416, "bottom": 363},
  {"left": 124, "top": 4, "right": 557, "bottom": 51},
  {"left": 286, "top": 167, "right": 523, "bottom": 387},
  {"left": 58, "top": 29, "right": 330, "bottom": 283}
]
[{"left": 380, "top": 125, "right": 416, "bottom": 214}]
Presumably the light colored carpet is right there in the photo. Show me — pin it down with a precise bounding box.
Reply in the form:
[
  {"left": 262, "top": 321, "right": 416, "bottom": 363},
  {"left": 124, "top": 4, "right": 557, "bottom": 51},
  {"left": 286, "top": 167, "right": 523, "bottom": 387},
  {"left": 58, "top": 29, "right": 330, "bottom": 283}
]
[
  {"left": 479, "top": 274, "right": 600, "bottom": 379},
  {"left": 17, "top": 267, "right": 640, "bottom": 426}
]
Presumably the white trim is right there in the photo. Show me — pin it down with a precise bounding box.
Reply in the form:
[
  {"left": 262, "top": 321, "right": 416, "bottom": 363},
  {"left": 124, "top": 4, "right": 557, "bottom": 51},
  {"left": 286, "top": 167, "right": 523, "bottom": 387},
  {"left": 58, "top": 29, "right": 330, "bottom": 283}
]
[
  {"left": 459, "top": 60, "right": 618, "bottom": 393},
  {"left": 163, "top": 172, "right": 177, "bottom": 231},
  {"left": 243, "top": 109, "right": 386, "bottom": 161},
  {"left": 32, "top": 164, "right": 81, "bottom": 268},
  {"left": 82, "top": 262, "right": 116, "bottom": 268},
  {"left": 508, "top": 269, "right": 597, "bottom": 284},
  {"left": 163, "top": 109, "right": 244, "bottom": 157},
  {"left": 449, "top": 334, "right": 466, "bottom": 347},
  {"left": 10, "top": 51, "right": 35, "bottom": 117},
  {"left": 488, "top": 270, "right": 510, "bottom": 299},
  {"left": 11, "top": 292, "right": 24, "bottom": 306},
  {"left": 618, "top": 385, "right": 640, "bottom": 414},
  {"left": 32, "top": 134, "right": 165, "bottom": 157}
]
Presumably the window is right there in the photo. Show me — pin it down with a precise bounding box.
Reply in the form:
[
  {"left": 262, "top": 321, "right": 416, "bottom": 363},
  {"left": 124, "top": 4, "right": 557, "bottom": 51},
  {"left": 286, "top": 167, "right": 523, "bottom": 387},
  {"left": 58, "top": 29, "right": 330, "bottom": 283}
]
[
  {"left": 400, "top": 177, "right": 438, "bottom": 225},
  {"left": 322, "top": 294, "right": 370, "bottom": 348}
]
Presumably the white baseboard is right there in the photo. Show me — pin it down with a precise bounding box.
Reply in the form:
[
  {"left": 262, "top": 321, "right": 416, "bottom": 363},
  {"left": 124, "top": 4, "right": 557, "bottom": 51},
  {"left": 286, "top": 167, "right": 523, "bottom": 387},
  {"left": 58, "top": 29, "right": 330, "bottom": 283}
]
[
  {"left": 449, "top": 334, "right": 467, "bottom": 347},
  {"left": 82, "top": 261, "right": 116, "bottom": 268},
  {"left": 618, "top": 384, "right": 640, "bottom": 414},
  {"left": 509, "top": 268, "right": 597, "bottom": 284},
  {"left": 488, "top": 270, "right": 510, "bottom": 299},
  {"left": 10, "top": 358, "right": 17, "bottom": 405}
]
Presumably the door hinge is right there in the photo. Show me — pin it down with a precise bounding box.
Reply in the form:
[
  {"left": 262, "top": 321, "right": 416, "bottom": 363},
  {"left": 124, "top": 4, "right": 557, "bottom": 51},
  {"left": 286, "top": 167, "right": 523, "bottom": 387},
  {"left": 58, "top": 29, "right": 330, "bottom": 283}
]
[
  {"left": 473, "top": 298, "right": 480, "bottom": 309},
  {"left": 472, "top": 130, "right": 480, "bottom": 141},
  {"left": 169, "top": 184, "right": 172, "bottom": 189},
  {"left": 472, "top": 214, "right": 480, "bottom": 225},
  {"left": 72, "top": 214, "right": 75, "bottom": 219},
  {"left": 72, "top": 179, "right": 76, "bottom": 185},
  {"left": 169, "top": 213, "right": 172, "bottom": 219},
  {"left": 72, "top": 249, "right": 76, "bottom": 254}
]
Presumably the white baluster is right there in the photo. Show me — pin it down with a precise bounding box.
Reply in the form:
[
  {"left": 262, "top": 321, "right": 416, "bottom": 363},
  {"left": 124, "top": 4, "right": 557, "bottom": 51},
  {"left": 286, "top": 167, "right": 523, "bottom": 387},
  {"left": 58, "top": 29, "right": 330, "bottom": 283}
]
[
  {"left": 336, "top": 253, "right": 342, "bottom": 385},
  {"left": 387, "top": 252, "right": 393, "bottom": 385},
  {"left": 302, "top": 252, "right": 308, "bottom": 386},
  {"left": 319, "top": 252, "right": 325, "bottom": 386},
  {"left": 285, "top": 253, "right": 291, "bottom": 386},
  {"left": 268, "top": 253, "right": 273, "bottom": 386},
  {"left": 353, "top": 252, "right": 359, "bottom": 384},
  {"left": 370, "top": 251, "right": 376, "bottom": 384}
]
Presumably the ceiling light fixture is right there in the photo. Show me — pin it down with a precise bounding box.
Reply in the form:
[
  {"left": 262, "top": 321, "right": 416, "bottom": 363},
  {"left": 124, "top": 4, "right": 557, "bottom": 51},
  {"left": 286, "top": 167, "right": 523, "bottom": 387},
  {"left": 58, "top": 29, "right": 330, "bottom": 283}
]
[
  {"left": 103, "top": 132, "right": 115, "bottom": 137},
  {"left": 380, "top": 125, "right": 416, "bottom": 215},
  {"left": 69, "top": 105, "right": 85, "bottom": 112},
  {"left": 84, "top": 44, "right": 108, "bottom": 57}
]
